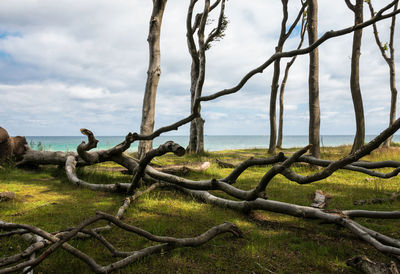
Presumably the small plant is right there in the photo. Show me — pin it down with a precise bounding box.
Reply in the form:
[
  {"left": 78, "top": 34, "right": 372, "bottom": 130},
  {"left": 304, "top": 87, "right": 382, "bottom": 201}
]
[
  {"left": 37, "top": 141, "right": 44, "bottom": 151},
  {"left": 390, "top": 141, "right": 400, "bottom": 147},
  {"left": 29, "top": 140, "right": 35, "bottom": 149}
]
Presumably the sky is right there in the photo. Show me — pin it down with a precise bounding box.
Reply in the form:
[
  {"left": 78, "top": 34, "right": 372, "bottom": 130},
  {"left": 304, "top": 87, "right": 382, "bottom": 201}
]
[{"left": 0, "top": 0, "right": 399, "bottom": 137}]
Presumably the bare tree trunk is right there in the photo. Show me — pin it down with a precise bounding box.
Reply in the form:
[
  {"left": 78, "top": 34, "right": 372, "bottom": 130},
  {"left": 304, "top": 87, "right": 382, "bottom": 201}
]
[
  {"left": 368, "top": 1, "right": 398, "bottom": 148},
  {"left": 277, "top": 71, "right": 285, "bottom": 149},
  {"left": 307, "top": 0, "right": 320, "bottom": 158},
  {"left": 138, "top": 0, "right": 167, "bottom": 159},
  {"left": 196, "top": 116, "right": 205, "bottom": 153},
  {"left": 346, "top": 0, "right": 365, "bottom": 154},
  {"left": 386, "top": 65, "right": 398, "bottom": 147},
  {"left": 186, "top": 0, "right": 226, "bottom": 154},
  {"left": 267, "top": 0, "right": 286, "bottom": 154},
  {"left": 277, "top": 17, "right": 307, "bottom": 149},
  {"left": 187, "top": 62, "right": 199, "bottom": 153},
  {"left": 268, "top": 58, "right": 281, "bottom": 154},
  {"left": 268, "top": 0, "right": 306, "bottom": 154}
]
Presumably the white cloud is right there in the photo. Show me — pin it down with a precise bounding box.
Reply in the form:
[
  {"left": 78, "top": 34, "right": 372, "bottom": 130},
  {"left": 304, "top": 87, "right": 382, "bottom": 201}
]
[{"left": 0, "top": 0, "right": 399, "bottom": 137}]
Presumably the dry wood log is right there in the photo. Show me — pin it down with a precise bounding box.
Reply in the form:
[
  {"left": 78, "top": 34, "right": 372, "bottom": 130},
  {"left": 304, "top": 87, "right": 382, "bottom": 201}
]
[
  {"left": 347, "top": 255, "right": 399, "bottom": 274},
  {"left": 216, "top": 159, "right": 236, "bottom": 168},
  {"left": 354, "top": 191, "right": 400, "bottom": 206},
  {"left": 310, "top": 190, "right": 331, "bottom": 209},
  {"left": 154, "top": 161, "right": 210, "bottom": 175}
]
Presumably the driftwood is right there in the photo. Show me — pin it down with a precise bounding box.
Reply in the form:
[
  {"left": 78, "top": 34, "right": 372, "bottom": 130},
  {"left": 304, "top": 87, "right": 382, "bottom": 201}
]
[
  {"left": 354, "top": 191, "right": 400, "bottom": 206},
  {"left": 347, "top": 255, "right": 399, "bottom": 274},
  {"left": 0, "top": 192, "right": 16, "bottom": 202},
  {"left": 310, "top": 190, "right": 331, "bottom": 209},
  {"left": 154, "top": 161, "right": 210, "bottom": 175},
  {"left": 216, "top": 159, "right": 236, "bottom": 168},
  {"left": 0, "top": 213, "right": 242, "bottom": 274}
]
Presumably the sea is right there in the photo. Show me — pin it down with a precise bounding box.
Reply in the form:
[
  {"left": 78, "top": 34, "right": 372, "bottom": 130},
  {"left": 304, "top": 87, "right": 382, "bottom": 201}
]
[{"left": 25, "top": 135, "right": 400, "bottom": 152}]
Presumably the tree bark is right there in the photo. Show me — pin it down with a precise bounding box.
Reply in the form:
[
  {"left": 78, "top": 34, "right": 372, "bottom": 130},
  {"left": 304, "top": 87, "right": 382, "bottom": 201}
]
[
  {"left": 138, "top": 0, "right": 167, "bottom": 159},
  {"left": 368, "top": 1, "right": 398, "bottom": 148},
  {"left": 268, "top": 0, "right": 289, "bottom": 154},
  {"left": 348, "top": 0, "right": 365, "bottom": 154},
  {"left": 187, "top": 0, "right": 226, "bottom": 154},
  {"left": 187, "top": 62, "right": 200, "bottom": 152},
  {"left": 307, "top": 0, "right": 320, "bottom": 158},
  {"left": 277, "top": 17, "right": 307, "bottom": 148},
  {"left": 268, "top": 58, "right": 281, "bottom": 154},
  {"left": 196, "top": 116, "right": 205, "bottom": 153}
]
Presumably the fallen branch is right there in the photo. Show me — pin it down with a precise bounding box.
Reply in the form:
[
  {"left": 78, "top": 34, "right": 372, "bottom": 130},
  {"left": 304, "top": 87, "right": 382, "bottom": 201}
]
[
  {"left": 0, "top": 213, "right": 242, "bottom": 274},
  {"left": 347, "top": 255, "right": 399, "bottom": 274},
  {"left": 354, "top": 191, "right": 400, "bottom": 206},
  {"left": 154, "top": 161, "right": 210, "bottom": 175}
]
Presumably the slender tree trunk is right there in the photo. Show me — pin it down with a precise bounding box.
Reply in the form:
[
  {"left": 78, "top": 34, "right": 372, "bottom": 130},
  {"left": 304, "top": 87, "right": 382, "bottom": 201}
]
[
  {"left": 138, "top": 0, "right": 167, "bottom": 159},
  {"left": 277, "top": 71, "right": 286, "bottom": 149},
  {"left": 268, "top": 0, "right": 290, "bottom": 154},
  {"left": 191, "top": 0, "right": 209, "bottom": 154},
  {"left": 187, "top": 62, "right": 199, "bottom": 153},
  {"left": 196, "top": 117, "right": 205, "bottom": 153},
  {"left": 375, "top": 2, "right": 398, "bottom": 148},
  {"left": 277, "top": 17, "right": 307, "bottom": 149},
  {"left": 384, "top": 6, "right": 398, "bottom": 147},
  {"left": 268, "top": 58, "right": 281, "bottom": 154},
  {"left": 348, "top": 0, "right": 365, "bottom": 154},
  {"left": 307, "top": 0, "right": 320, "bottom": 158},
  {"left": 277, "top": 64, "right": 289, "bottom": 149},
  {"left": 384, "top": 65, "right": 398, "bottom": 147},
  {"left": 186, "top": 0, "right": 227, "bottom": 154}
]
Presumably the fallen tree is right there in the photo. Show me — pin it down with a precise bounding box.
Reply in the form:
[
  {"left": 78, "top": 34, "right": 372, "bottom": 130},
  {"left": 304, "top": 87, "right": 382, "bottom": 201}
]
[{"left": 1, "top": 117, "right": 400, "bottom": 272}]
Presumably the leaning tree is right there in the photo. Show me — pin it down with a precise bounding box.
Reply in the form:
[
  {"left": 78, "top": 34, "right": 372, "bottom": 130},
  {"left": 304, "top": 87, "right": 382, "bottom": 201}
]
[
  {"left": 2, "top": 1, "right": 400, "bottom": 273},
  {"left": 346, "top": 0, "right": 366, "bottom": 153}
]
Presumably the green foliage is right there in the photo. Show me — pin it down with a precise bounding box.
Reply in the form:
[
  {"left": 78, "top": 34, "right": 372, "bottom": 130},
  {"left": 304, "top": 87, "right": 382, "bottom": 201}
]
[
  {"left": 206, "top": 15, "right": 229, "bottom": 50},
  {"left": 29, "top": 140, "right": 46, "bottom": 151}
]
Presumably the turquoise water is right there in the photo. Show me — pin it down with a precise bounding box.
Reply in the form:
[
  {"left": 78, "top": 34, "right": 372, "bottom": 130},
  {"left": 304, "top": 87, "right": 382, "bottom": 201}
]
[{"left": 25, "top": 135, "right": 400, "bottom": 152}]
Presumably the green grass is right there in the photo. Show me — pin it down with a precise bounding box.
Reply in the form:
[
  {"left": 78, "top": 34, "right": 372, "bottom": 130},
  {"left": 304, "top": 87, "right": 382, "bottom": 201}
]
[{"left": 1, "top": 146, "right": 400, "bottom": 273}]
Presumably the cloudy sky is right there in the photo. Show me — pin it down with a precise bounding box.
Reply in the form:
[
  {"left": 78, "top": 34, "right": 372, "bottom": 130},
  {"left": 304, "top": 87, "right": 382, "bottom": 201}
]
[{"left": 0, "top": 0, "right": 399, "bottom": 136}]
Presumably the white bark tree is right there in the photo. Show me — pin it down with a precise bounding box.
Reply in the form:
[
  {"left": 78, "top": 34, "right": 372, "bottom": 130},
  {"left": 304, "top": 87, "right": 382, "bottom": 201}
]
[{"left": 138, "top": 0, "right": 168, "bottom": 159}]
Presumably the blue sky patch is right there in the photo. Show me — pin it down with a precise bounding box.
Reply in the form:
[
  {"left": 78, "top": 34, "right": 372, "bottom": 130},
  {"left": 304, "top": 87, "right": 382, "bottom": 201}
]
[{"left": 0, "top": 31, "right": 22, "bottom": 39}]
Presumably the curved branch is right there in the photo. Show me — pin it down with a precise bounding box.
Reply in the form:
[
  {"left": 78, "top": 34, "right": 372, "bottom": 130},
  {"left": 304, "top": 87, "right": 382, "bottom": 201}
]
[
  {"left": 127, "top": 141, "right": 185, "bottom": 194},
  {"left": 96, "top": 211, "right": 242, "bottom": 245},
  {"left": 280, "top": 117, "right": 400, "bottom": 184},
  {"left": 65, "top": 156, "right": 129, "bottom": 192},
  {"left": 0, "top": 213, "right": 242, "bottom": 274},
  {"left": 222, "top": 153, "right": 285, "bottom": 184},
  {"left": 77, "top": 128, "right": 99, "bottom": 164}
]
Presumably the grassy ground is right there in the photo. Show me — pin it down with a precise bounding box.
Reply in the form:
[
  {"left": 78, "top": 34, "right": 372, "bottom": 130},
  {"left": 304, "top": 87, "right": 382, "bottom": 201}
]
[{"left": 1, "top": 146, "right": 400, "bottom": 273}]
